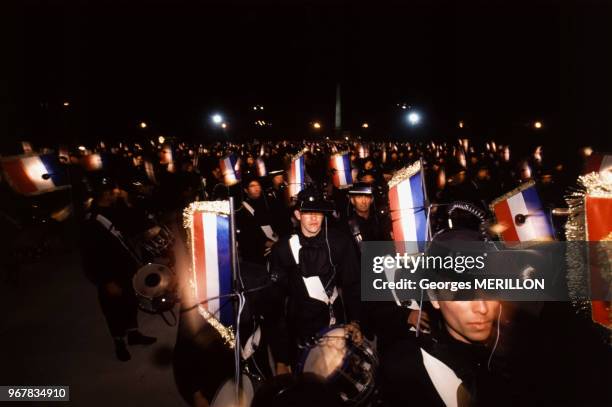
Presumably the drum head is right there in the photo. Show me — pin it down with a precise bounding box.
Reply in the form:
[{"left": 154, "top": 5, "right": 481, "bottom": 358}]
[
  {"left": 302, "top": 326, "right": 347, "bottom": 378},
  {"left": 211, "top": 374, "right": 254, "bottom": 407},
  {"left": 132, "top": 263, "right": 173, "bottom": 298}
]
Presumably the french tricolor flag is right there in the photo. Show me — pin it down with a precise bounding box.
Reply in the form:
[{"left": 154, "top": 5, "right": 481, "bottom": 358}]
[
  {"left": 585, "top": 196, "right": 612, "bottom": 329},
  {"left": 388, "top": 162, "right": 428, "bottom": 253},
  {"left": 584, "top": 153, "right": 612, "bottom": 180},
  {"left": 288, "top": 154, "right": 305, "bottom": 198},
  {"left": 358, "top": 144, "right": 370, "bottom": 159},
  {"left": 80, "top": 153, "right": 108, "bottom": 172},
  {"left": 0, "top": 154, "right": 68, "bottom": 196},
  {"left": 256, "top": 157, "right": 267, "bottom": 177},
  {"left": 220, "top": 154, "right": 241, "bottom": 186},
  {"left": 329, "top": 153, "right": 352, "bottom": 188},
  {"left": 490, "top": 182, "right": 554, "bottom": 244},
  {"left": 192, "top": 209, "right": 234, "bottom": 327}
]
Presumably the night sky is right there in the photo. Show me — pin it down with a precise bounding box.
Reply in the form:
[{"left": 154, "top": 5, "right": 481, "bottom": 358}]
[{"left": 2, "top": 0, "right": 612, "bottom": 152}]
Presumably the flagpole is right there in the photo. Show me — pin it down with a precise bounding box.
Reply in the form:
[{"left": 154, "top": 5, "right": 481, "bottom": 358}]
[
  {"left": 228, "top": 196, "right": 241, "bottom": 400},
  {"left": 229, "top": 196, "right": 238, "bottom": 296}
]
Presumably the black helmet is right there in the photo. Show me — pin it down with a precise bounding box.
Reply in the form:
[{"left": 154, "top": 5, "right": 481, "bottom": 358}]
[
  {"left": 348, "top": 182, "right": 373, "bottom": 196},
  {"left": 296, "top": 185, "right": 334, "bottom": 213}
]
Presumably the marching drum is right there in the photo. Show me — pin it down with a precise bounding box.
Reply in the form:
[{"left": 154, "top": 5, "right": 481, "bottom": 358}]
[
  {"left": 298, "top": 325, "right": 378, "bottom": 405},
  {"left": 132, "top": 263, "right": 178, "bottom": 313},
  {"left": 210, "top": 374, "right": 255, "bottom": 407},
  {"left": 140, "top": 224, "right": 175, "bottom": 265}
]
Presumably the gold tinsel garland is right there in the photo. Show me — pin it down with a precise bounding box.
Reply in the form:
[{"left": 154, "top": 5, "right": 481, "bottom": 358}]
[
  {"left": 183, "top": 201, "right": 236, "bottom": 348},
  {"left": 564, "top": 172, "right": 612, "bottom": 340},
  {"left": 291, "top": 148, "right": 307, "bottom": 163},
  {"left": 388, "top": 160, "right": 422, "bottom": 189},
  {"left": 489, "top": 180, "right": 536, "bottom": 210}
]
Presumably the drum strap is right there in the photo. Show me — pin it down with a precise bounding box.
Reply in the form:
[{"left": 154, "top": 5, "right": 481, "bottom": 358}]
[
  {"left": 420, "top": 348, "right": 462, "bottom": 407},
  {"left": 289, "top": 234, "right": 339, "bottom": 306},
  {"left": 242, "top": 201, "right": 278, "bottom": 242},
  {"left": 241, "top": 325, "right": 261, "bottom": 360},
  {"left": 348, "top": 218, "right": 363, "bottom": 245},
  {"left": 88, "top": 213, "right": 142, "bottom": 265}
]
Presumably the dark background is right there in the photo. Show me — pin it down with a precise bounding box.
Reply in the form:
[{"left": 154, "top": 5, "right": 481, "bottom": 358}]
[{"left": 1, "top": 0, "right": 611, "bottom": 152}]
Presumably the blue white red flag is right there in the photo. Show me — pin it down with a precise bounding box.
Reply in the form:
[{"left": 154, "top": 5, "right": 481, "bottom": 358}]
[
  {"left": 388, "top": 161, "right": 428, "bottom": 253},
  {"left": 490, "top": 181, "right": 554, "bottom": 244},
  {"left": 220, "top": 154, "right": 241, "bottom": 186},
  {"left": 256, "top": 157, "right": 267, "bottom": 177},
  {"left": 80, "top": 153, "right": 108, "bottom": 171},
  {"left": 288, "top": 153, "right": 305, "bottom": 198},
  {"left": 358, "top": 144, "right": 370, "bottom": 159},
  {"left": 329, "top": 152, "right": 352, "bottom": 188},
  {"left": 190, "top": 202, "right": 234, "bottom": 328},
  {"left": 1, "top": 154, "right": 68, "bottom": 195},
  {"left": 584, "top": 153, "right": 612, "bottom": 182},
  {"left": 584, "top": 195, "right": 612, "bottom": 328}
]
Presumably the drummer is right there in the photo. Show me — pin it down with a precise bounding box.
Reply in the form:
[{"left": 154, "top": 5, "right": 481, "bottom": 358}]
[
  {"left": 379, "top": 230, "right": 509, "bottom": 406},
  {"left": 80, "top": 175, "right": 157, "bottom": 362},
  {"left": 268, "top": 185, "right": 362, "bottom": 374},
  {"left": 342, "top": 182, "right": 430, "bottom": 349}
]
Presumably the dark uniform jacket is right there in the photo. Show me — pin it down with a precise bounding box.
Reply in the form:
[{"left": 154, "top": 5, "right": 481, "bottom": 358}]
[
  {"left": 268, "top": 227, "right": 361, "bottom": 365},
  {"left": 345, "top": 208, "right": 392, "bottom": 246},
  {"left": 343, "top": 207, "right": 408, "bottom": 346},
  {"left": 380, "top": 329, "right": 512, "bottom": 407},
  {"left": 236, "top": 197, "right": 276, "bottom": 265},
  {"left": 81, "top": 206, "right": 140, "bottom": 287},
  {"left": 265, "top": 185, "right": 292, "bottom": 238}
]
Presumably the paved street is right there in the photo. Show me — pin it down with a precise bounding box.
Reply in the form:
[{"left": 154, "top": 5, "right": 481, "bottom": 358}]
[{"left": 0, "top": 223, "right": 186, "bottom": 406}]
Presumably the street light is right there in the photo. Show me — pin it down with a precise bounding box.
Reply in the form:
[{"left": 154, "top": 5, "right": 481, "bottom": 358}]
[
  {"left": 534, "top": 121, "right": 543, "bottom": 129},
  {"left": 458, "top": 120, "right": 464, "bottom": 128},
  {"left": 407, "top": 112, "right": 421, "bottom": 126},
  {"left": 221, "top": 123, "right": 228, "bottom": 129},
  {"left": 362, "top": 122, "right": 369, "bottom": 129},
  {"left": 313, "top": 122, "right": 321, "bottom": 129},
  {"left": 212, "top": 114, "right": 223, "bottom": 125},
  {"left": 140, "top": 121, "right": 148, "bottom": 129}
]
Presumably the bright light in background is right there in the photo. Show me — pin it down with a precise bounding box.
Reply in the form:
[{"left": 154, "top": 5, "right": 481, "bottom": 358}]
[
  {"left": 158, "top": 136, "right": 165, "bottom": 144},
  {"left": 221, "top": 123, "right": 227, "bottom": 129},
  {"left": 139, "top": 121, "right": 147, "bottom": 129},
  {"left": 534, "top": 121, "right": 543, "bottom": 129},
  {"left": 313, "top": 122, "right": 321, "bottom": 129},
  {"left": 212, "top": 114, "right": 223, "bottom": 125},
  {"left": 458, "top": 120, "right": 464, "bottom": 128},
  {"left": 63, "top": 101, "right": 70, "bottom": 107},
  {"left": 407, "top": 112, "right": 421, "bottom": 125},
  {"left": 362, "top": 122, "right": 369, "bottom": 129}
]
